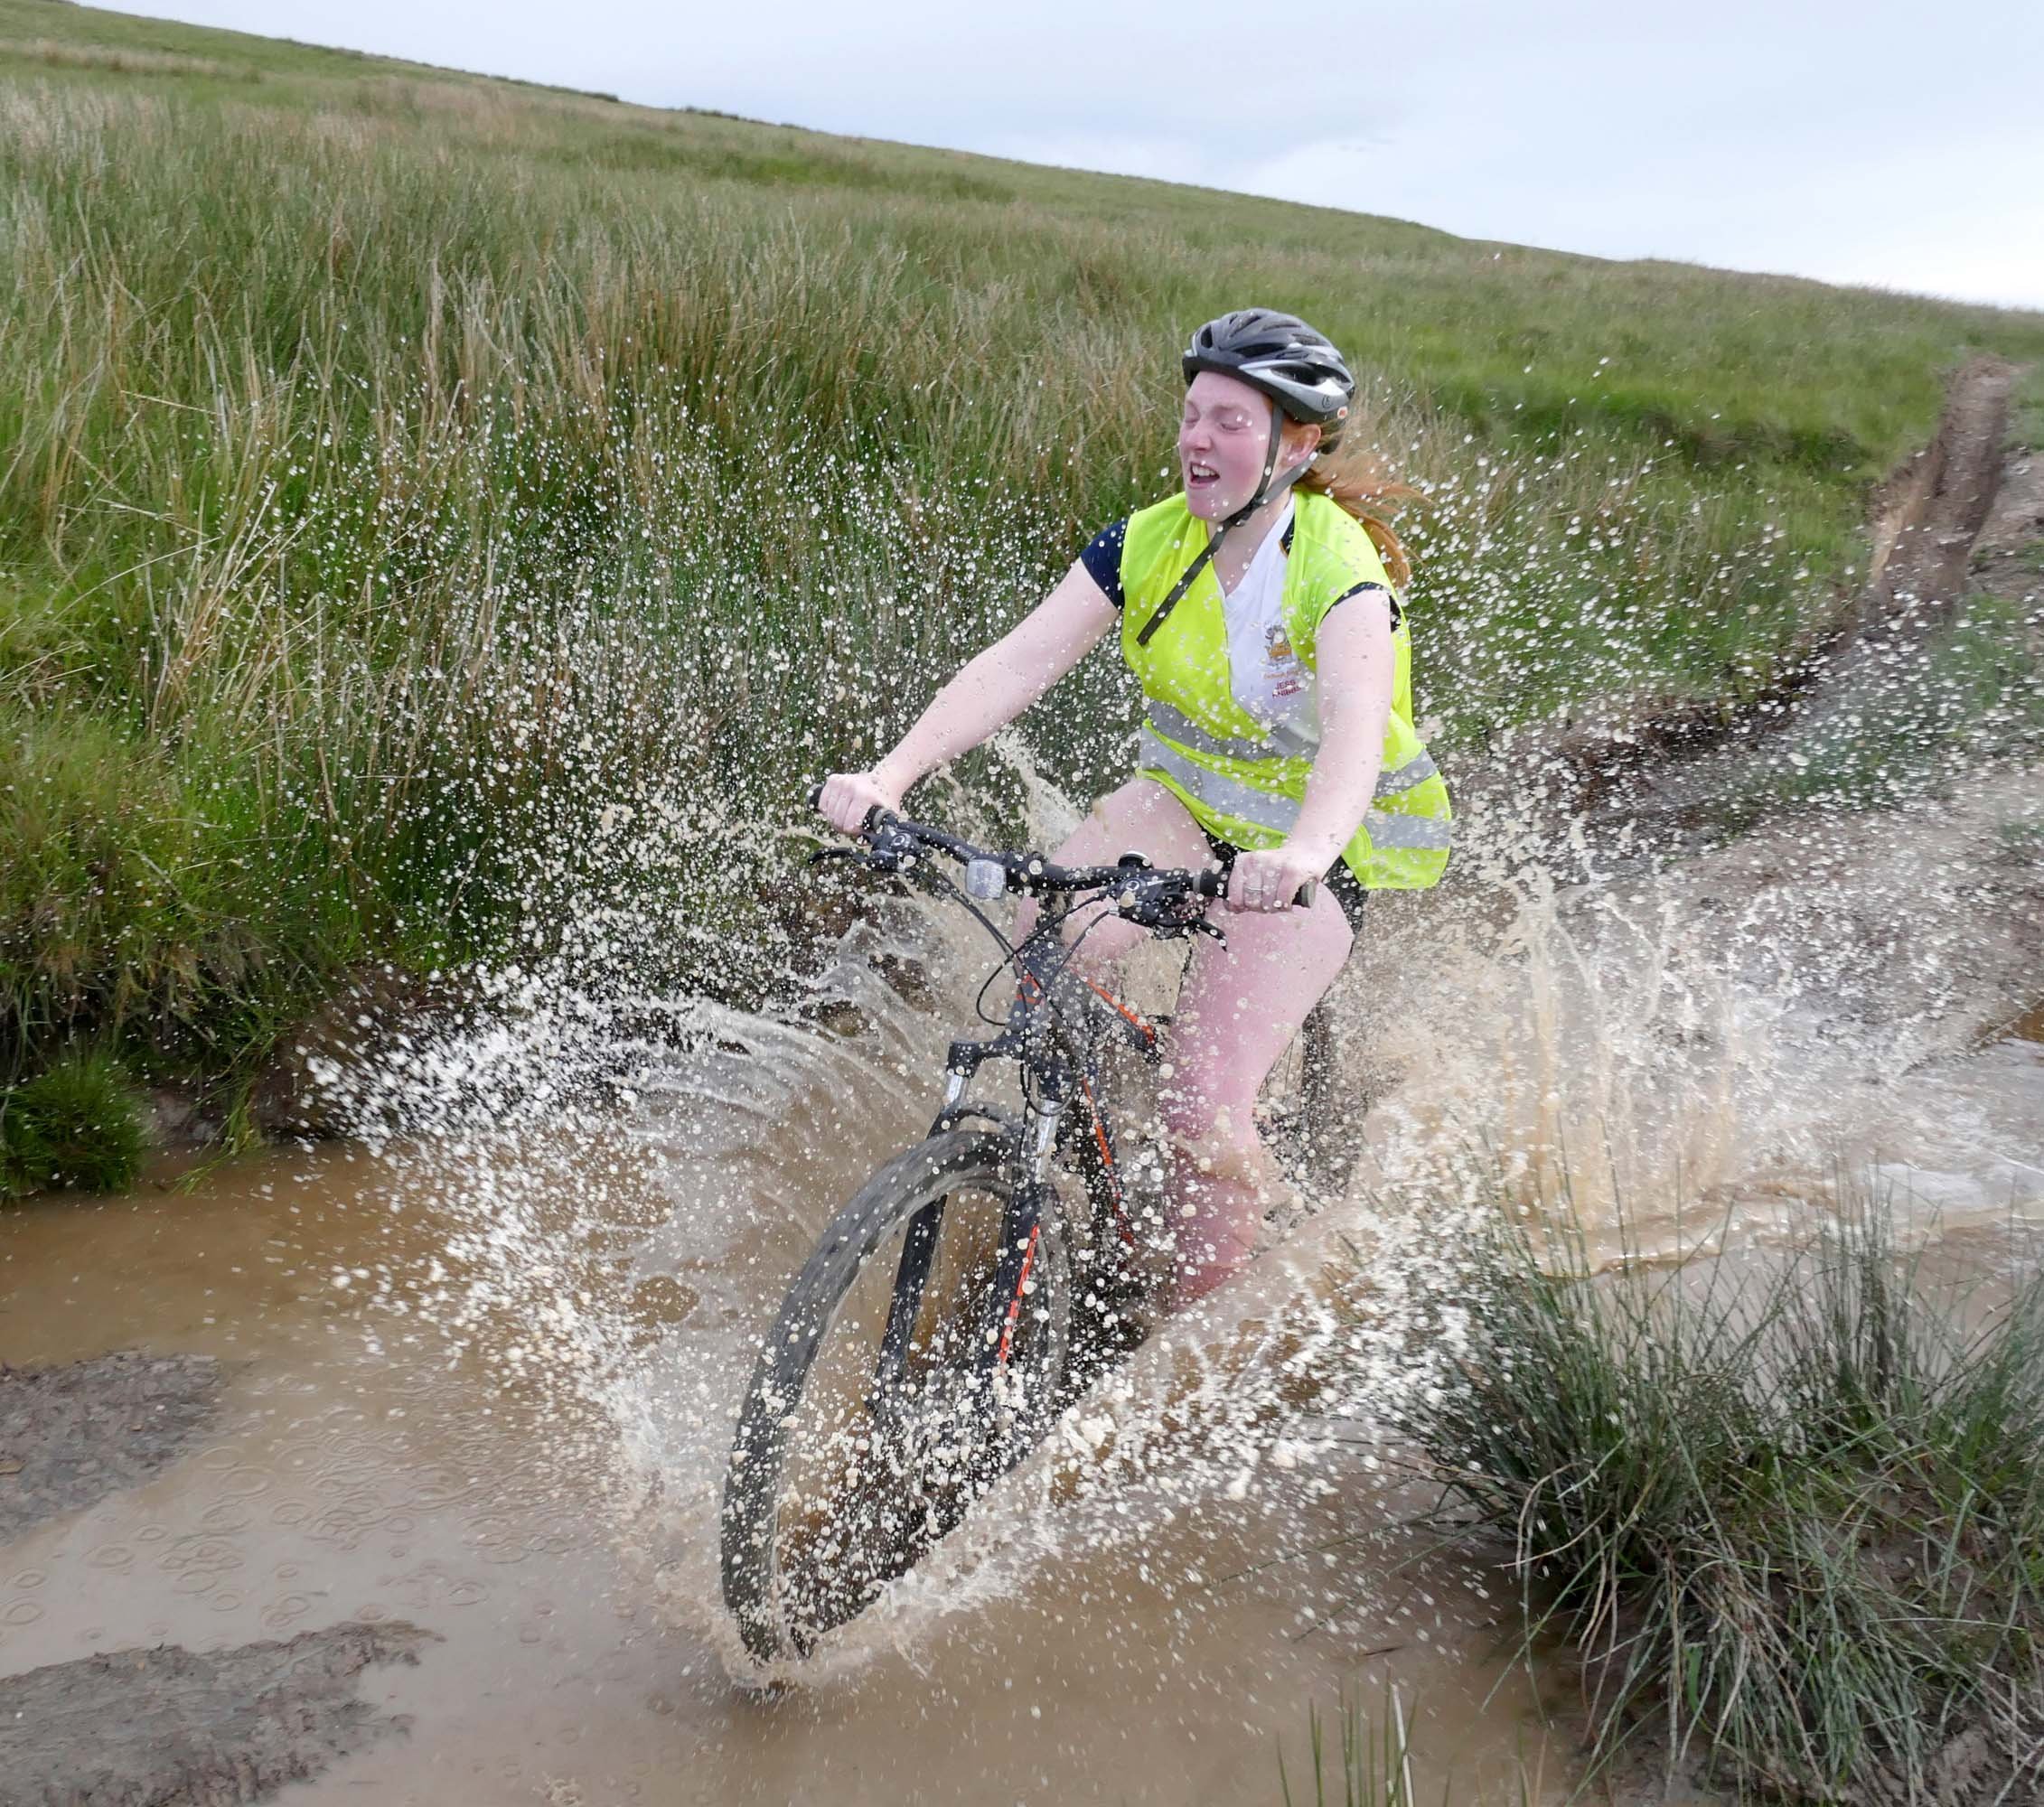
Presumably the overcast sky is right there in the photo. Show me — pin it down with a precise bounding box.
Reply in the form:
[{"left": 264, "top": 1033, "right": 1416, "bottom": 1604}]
[{"left": 110, "top": 0, "right": 2044, "bottom": 312}]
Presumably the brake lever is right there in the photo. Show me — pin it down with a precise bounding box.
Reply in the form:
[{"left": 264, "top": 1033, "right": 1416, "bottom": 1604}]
[{"left": 809, "top": 843, "right": 913, "bottom": 878}]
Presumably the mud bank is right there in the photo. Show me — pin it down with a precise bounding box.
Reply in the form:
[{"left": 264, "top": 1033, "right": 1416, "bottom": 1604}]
[
  {"left": 1477, "top": 355, "right": 2039, "bottom": 843},
  {"left": 0, "top": 1353, "right": 220, "bottom": 1543},
  {"left": 0, "top": 1620, "right": 436, "bottom": 1807}
]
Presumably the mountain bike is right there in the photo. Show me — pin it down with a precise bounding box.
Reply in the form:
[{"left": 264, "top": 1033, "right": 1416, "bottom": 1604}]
[{"left": 718, "top": 804, "right": 1320, "bottom": 1665}]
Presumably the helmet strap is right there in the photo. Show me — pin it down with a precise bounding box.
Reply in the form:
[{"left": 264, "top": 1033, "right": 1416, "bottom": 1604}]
[
  {"left": 1138, "top": 402, "right": 1300, "bottom": 649},
  {"left": 1226, "top": 401, "right": 1290, "bottom": 528}
]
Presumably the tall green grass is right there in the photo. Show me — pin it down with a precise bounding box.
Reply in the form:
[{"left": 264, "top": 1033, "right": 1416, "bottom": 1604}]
[
  {"left": 1400, "top": 1201, "right": 2044, "bottom": 1802},
  {"left": 3, "top": 0, "right": 2041, "bottom": 1133},
  {"left": 0, "top": 1046, "right": 145, "bottom": 1197}
]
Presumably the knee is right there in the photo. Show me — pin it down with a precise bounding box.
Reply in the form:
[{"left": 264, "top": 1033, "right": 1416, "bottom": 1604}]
[{"left": 1156, "top": 1071, "right": 1256, "bottom": 1160}]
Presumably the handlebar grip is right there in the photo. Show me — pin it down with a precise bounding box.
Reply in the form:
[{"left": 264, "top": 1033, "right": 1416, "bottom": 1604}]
[
  {"left": 1196, "top": 870, "right": 1318, "bottom": 907},
  {"left": 809, "top": 782, "right": 888, "bottom": 837}
]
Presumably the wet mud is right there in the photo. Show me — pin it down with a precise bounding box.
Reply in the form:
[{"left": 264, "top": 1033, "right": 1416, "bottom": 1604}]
[
  {"left": 0, "top": 1619, "right": 436, "bottom": 1807},
  {"left": 0, "top": 1353, "right": 220, "bottom": 1543}
]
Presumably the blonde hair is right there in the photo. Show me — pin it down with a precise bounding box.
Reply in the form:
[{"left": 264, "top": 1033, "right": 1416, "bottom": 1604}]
[{"left": 1295, "top": 433, "right": 1420, "bottom": 592}]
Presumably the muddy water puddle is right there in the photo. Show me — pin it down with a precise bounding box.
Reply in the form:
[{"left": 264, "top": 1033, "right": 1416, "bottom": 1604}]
[{"left": 0, "top": 1135, "right": 1557, "bottom": 1805}]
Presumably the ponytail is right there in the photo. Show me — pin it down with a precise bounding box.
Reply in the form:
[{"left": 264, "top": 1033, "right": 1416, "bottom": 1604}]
[{"left": 1295, "top": 435, "right": 1420, "bottom": 592}]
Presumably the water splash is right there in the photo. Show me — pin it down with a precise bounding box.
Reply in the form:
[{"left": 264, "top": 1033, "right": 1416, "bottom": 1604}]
[{"left": 305, "top": 698, "right": 2044, "bottom": 1690}]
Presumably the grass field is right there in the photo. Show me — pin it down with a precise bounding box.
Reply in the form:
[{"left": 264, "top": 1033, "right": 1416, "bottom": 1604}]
[{"left": 4, "top": 0, "right": 2042, "bottom": 1164}]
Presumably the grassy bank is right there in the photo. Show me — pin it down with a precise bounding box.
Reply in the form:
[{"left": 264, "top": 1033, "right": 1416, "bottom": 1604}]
[
  {"left": 4, "top": 0, "right": 2043, "bottom": 1147},
  {"left": 1387, "top": 1203, "right": 2044, "bottom": 1802}
]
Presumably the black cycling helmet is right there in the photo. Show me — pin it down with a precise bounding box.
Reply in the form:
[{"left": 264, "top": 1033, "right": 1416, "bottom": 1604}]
[{"left": 1183, "top": 308, "right": 1355, "bottom": 445}]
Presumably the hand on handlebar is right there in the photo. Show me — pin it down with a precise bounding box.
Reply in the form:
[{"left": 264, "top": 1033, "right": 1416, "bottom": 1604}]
[
  {"left": 1223, "top": 846, "right": 1323, "bottom": 914},
  {"left": 815, "top": 771, "right": 902, "bottom": 836}
]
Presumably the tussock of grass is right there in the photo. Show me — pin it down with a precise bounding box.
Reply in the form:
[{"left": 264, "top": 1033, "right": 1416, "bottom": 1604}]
[
  {"left": 1404, "top": 1203, "right": 2044, "bottom": 1802},
  {"left": 1, "top": 1048, "right": 145, "bottom": 1197}
]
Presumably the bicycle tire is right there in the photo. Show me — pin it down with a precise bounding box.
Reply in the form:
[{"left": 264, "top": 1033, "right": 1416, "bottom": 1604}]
[{"left": 719, "top": 1128, "right": 1071, "bottom": 1665}]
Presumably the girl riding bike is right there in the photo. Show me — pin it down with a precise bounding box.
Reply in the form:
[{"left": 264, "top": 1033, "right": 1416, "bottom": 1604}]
[{"left": 819, "top": 309, "right": 1452, "bottom": 1309}]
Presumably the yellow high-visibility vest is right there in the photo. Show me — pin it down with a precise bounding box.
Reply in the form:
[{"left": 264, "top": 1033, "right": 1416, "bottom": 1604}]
[{"left": 1118, "top": 489, "right": 1452, "bottom": 889}]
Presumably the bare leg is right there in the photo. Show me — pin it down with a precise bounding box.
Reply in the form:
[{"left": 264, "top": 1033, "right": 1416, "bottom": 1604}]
[
  {"left": 1012, "top": 777, "right": 1215, "bottom": 972},
  {"left": 1160, "top": 890, "right": 1354, "bottom": 1306}
]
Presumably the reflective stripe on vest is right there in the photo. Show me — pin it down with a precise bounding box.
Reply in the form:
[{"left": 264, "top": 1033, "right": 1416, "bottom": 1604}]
[
  {"left": 1139, "top": 730, "right": 1454, "bottom": 852},
  {"left": 1143, "top": 704, "right": 1441, "bottom": 799},
  {"left": 1144, "top": 698, "right": 1318, "bottom": 762}
]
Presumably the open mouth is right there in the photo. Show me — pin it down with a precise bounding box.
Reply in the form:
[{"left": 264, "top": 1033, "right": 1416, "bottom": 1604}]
[{"left": 1186, "top": 460, "right": 1219, "bottom": 490}]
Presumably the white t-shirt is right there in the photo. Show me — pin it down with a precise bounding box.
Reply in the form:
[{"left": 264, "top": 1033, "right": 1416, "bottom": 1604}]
[{"left": 1219, "top": 501, "right": 1318, "bottom": 748}]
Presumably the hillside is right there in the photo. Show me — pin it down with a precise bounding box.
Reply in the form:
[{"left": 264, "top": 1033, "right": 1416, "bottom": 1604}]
[{"left": 3, "top": 0, "right": 2040, "bottom": 1168}]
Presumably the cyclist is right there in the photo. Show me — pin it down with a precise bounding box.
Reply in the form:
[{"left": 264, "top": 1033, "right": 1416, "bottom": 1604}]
[{"left": 818, "top": 309, "right": 1452, "bottom": 1306}]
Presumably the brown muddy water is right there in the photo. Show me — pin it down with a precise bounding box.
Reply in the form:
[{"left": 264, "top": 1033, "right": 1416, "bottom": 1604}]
[
  {"left": 4, "top": 792, "right": 2042, "bottom": 1805},
  {"left": 0, "top": 1125, "right": 1559, "bottom": 1804}
]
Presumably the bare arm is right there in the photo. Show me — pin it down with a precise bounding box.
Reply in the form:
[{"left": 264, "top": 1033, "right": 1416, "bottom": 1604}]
[
  {"left": 817, "top": 562, "right": 1118, "bottom": 831},
  {"left": 1226, "top": 593, "right": 1394, "bottom": 910}
]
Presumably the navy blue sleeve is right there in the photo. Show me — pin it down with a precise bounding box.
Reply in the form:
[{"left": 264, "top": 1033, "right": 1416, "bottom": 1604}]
[{"left": 1078, "top": 518, "right": 1128, "bottom": 610}]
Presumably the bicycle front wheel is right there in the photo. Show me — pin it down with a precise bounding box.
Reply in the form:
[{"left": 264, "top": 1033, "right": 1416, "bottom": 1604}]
[{"left": 718, "top": 1128, "right": 1071, "bottom": 1665}]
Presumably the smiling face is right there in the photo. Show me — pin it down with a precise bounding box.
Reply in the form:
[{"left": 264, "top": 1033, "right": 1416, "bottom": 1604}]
[{"left": 1178, "top": 370, "right": 1319, "bottom": 521}]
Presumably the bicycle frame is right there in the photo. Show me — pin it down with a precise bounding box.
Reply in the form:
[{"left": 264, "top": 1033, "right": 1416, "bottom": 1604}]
[{"left": 868, "top": 893, "right": 1162, "bottom": 1408}]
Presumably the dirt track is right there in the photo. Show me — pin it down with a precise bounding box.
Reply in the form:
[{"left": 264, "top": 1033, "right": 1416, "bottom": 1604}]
[{"left": 1475, "top": 357, "right": 2039, "bottom": 840}]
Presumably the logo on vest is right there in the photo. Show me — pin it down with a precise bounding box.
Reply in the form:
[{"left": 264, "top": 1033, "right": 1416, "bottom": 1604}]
[{"left": 1264, "top": 623, "right": 1306, "bottom": 698}]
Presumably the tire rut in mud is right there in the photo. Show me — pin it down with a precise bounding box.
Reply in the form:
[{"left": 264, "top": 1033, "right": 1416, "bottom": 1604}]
[{"left": 1478, "top": 355, "right": 2038, "bottom": 841}]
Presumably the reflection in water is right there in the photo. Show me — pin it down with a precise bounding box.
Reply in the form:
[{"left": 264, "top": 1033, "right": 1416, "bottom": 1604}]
[{"left": 2, "top": 764, "right": 2039, "bottom": 1802}]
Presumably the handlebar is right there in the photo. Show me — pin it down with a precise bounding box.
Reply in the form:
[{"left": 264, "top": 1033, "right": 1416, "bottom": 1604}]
[{"left": 808, "top": 787, "right": 1317, "bottom": 910}]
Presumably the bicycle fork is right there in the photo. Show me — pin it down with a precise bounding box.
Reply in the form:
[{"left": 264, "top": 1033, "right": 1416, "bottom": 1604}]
[
  {"left": 864, "top": 1093, "right": 1064, "bottom": 1418},
  {"left": 982, "top": 1100, "right": 1062, "bottom": 1381}
]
